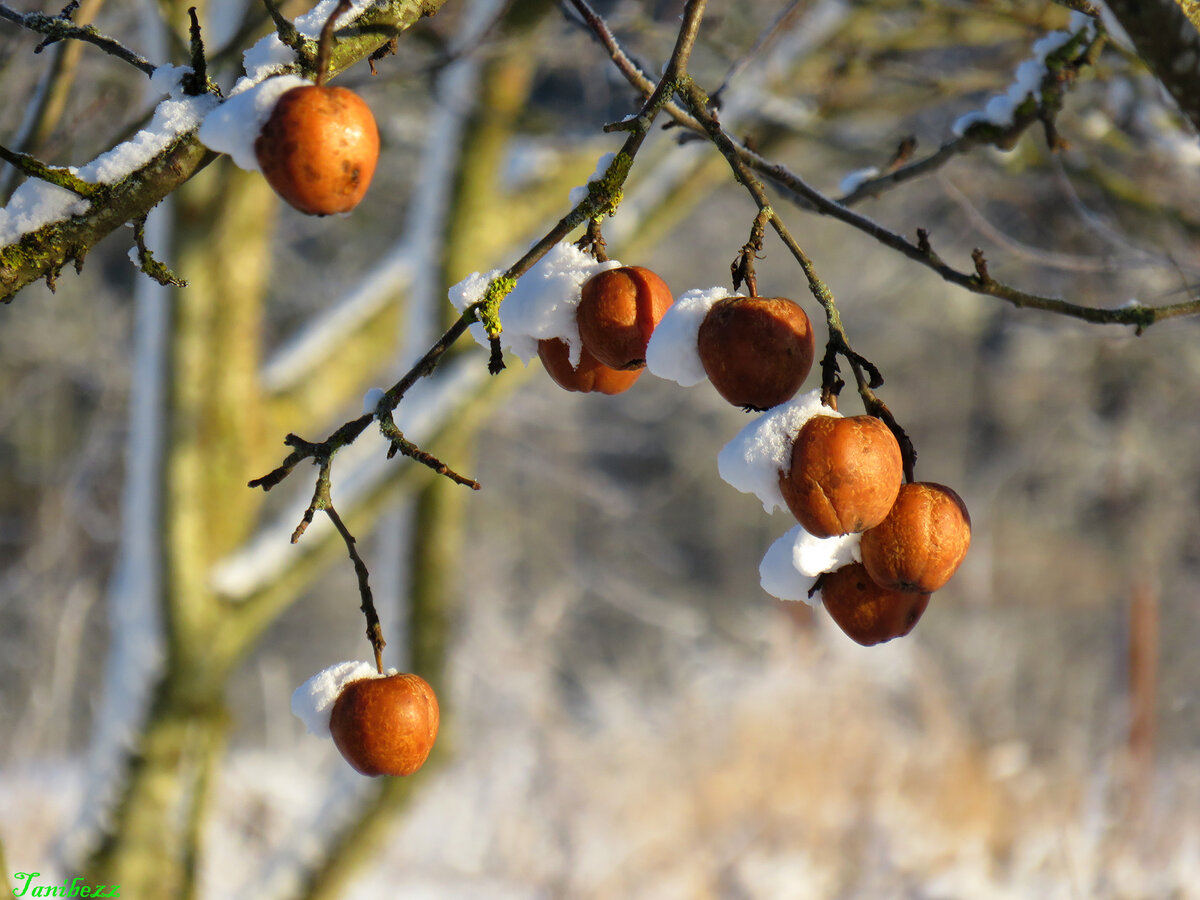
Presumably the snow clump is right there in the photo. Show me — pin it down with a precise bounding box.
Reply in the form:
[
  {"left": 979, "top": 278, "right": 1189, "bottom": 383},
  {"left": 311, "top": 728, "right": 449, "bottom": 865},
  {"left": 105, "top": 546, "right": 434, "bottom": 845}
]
[
  {"left": 645, "top": 285, "right": 731, "bottom": 387},
  {"left": 448, "top": 241, "right": 621, "bottom": 366},
  {"left": 197, "top": 75, "right": 308, "bottom": 171},
  {"left": 291, "top": 660, "right": 396, "bottom": 739},
  {"left": 717, "top": 389, "right": 839, "bottom": 514},
  {"left": 760, "top": 525, "right": 861, "bottom": 605}
]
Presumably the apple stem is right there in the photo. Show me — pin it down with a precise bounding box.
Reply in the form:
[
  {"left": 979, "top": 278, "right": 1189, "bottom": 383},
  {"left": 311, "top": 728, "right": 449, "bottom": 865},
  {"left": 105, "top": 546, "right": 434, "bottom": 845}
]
[
  {"left": 315, "top": 0, "right": 352, "bottom": 87},
  {"left": 324, "top": 503, "right": 389, "bottom": 672}
]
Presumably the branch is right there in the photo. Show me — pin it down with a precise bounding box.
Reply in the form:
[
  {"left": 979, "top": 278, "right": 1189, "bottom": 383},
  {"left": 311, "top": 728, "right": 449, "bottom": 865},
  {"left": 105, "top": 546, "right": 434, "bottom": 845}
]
[
  {"left": 751, "top": 148, "right": 1200, "bottom": 330},
  {"left": 0, "top": 142, "right": 104, "bottom": 198},
  {"left": 250, "top": 0, "right": 709, "bottom": 512},
  {"left": 0, "top": 3, "right": 155, "bottom": 75},
  {"left": 673, "top": 73, "right": 890, "bottom": 423},
  {"left": 568, "top": 2, "right": 1200, "bottom": 329},
  {"left": 1, "top": 0, "right": 451, "bottom": 303}
]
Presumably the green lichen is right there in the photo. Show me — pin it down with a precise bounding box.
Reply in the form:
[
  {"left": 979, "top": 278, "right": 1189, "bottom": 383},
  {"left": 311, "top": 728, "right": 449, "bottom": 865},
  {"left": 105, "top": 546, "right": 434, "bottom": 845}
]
[
  {"left": 1, "top": 224, "right": 73, "bottom": 302},
  {"left": 579, "top": 150, "right": 633, "bottom": 219},
  {"left": 473, "top": 275, "right": 516, "bottom": 338},
  {"left": 0, "top": 145, "right": 101, "bottom": 199}
]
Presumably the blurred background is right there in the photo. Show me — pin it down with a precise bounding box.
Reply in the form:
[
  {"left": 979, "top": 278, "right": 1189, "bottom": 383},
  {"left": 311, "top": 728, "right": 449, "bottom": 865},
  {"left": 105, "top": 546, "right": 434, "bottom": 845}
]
[{"left": 1, "top": 0, "right": 1198, "bottom": 897}]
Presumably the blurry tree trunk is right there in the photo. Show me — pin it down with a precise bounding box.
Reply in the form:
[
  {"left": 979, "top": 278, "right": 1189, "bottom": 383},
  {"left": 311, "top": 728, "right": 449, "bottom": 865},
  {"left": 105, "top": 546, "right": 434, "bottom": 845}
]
[{"left": 84, "top": 165, "right": 277, "bottom": 900}]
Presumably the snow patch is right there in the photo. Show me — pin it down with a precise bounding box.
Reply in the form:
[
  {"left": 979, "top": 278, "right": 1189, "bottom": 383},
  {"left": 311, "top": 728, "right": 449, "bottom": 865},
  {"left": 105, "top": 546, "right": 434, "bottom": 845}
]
[
  {"left": 759, "top": 524, "right": 863, "bottom": 604},
  {"left": 292, "top": 660, "right": 397, "bottom": 739},
  {"left": 645, "top": 285, "right": 730, "bottom": 387},
  {"left": 197, "top": 75, "right": 308, "bottom": 171},
  {"left": 569, "top": 151, "right": 616, "bottom": 206},
  {"left": 717, "top": 389, "right": 839, "bottom": 514},
  {"left": 838, "top": 166, "right": 880, "bottom": 196},
  {"left": 952, "top": 23, "right": 1093, "bottom": 139},
  {"left": 448, "top": 242, "right": 621, "bottom": 365},
  {"left": 362, "top": 386, "right": 386, "bottom": 415}
]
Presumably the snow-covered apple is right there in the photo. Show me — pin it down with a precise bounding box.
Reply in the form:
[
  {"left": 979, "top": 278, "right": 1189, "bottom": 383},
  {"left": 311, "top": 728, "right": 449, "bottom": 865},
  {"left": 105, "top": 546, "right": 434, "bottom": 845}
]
[
  {"left": 576, "top": 266, "right": 673, "bottom": 370},
  {"left": 696, "top": 295, "right": 814, "bottom": 410},
  {"left": 819, "top": 562, "right": 931, "bottom": 646},
  {"left": 778, "top": 414, "right": 903, "bottom": 538},
  {"left": 859, "top": 481, "right": 971, "bottom": 593},
  {"left": 254, "top": 85, "right": 379, "bottom": 216},
  {"left": 537, "top": 337, "right": 642, "bottom": 394},
  {"left": 328, "top": 672, "right": 439, "bottom": 777}
]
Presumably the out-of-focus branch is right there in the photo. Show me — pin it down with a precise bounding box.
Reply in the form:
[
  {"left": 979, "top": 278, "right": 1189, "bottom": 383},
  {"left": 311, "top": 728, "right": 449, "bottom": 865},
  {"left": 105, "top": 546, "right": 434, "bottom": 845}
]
[{"left": 1105, "top": 0, "right": 1200, "bottom": 132}]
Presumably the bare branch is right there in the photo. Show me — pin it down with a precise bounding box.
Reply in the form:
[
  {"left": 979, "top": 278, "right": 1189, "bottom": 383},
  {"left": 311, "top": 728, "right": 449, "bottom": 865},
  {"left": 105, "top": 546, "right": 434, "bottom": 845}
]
[
  {"left": 0, "top": 3, "right": 155, "bottom": 75},
  {"left": 565, "top": 3, "right": 1200, "bottom": 329}
]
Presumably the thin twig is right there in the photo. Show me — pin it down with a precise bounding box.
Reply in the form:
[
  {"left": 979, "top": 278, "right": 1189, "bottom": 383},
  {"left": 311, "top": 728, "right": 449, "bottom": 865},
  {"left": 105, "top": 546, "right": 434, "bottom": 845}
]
[
  {"left": 131, "top": 214, "right": 187, "bottom": 286},
  {"left": 180, "top": 7, "right": 212, "bottom": 96},
  {"left": 325, "top": 504, "right": 386, "bottom": 674},
  {"left": 259, "top": 0, "right": 311, "bottom": 60},
  {"left": 378, "top": 415, "right": 480, "bottom": 489}
]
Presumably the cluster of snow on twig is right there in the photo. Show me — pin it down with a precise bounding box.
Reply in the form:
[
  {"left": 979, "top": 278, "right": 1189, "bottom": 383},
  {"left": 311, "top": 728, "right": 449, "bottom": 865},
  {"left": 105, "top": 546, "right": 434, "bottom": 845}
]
[{"left": 952, "top": 13, "right": 1097, "bottom": 139}]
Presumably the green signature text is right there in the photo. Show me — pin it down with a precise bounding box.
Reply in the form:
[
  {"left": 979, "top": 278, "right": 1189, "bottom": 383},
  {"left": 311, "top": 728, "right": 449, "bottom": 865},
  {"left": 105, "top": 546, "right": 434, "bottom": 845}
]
[{"left": 11, "top": 873, "right": 120, "bottom": 898}]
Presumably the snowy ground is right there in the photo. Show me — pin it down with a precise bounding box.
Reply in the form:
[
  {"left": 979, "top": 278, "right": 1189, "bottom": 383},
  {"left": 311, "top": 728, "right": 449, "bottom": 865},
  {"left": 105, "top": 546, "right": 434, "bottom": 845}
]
[{"left": 4, "top": 609, "right": 1196, "bottom": 899}]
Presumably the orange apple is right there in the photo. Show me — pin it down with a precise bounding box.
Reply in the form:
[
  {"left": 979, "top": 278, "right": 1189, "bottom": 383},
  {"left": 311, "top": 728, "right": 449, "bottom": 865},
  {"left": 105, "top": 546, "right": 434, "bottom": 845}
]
[
  {"left": 328, "top": 673, "right": 439, "bottom": 777},
  {"left": 255, "top": 85, "right": 380, "bottom": 216},
  {"left": 779, "top": 414, "right": 903, "bottom": 538},
  {"left": 820, "top": 562, "right": 931, "bottom": 646},
  {"left": 697, "top": 295, "right": 814, "bottom": 410},
  {"left": 860, "top": 481, "right": 971, "bottom": 593},
  {"left": 576, "top": 266, "right": 673, "bottom": 370},
  {"left": 537, "top": 337, "right": 642, "bottom": 394}
]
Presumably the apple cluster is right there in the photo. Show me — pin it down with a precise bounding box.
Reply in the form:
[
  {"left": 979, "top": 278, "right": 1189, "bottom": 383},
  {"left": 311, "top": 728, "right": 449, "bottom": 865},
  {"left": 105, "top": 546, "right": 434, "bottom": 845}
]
[
  {"left": 451, "top": 243, "right": 971, "bottom": 648},
  {"left": 777, "top": 414, "right": 971, "bottom": 645}
]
